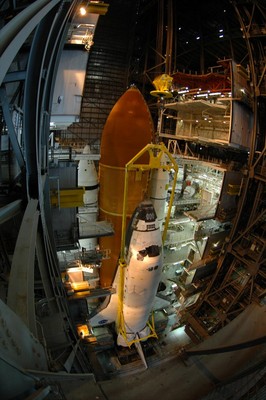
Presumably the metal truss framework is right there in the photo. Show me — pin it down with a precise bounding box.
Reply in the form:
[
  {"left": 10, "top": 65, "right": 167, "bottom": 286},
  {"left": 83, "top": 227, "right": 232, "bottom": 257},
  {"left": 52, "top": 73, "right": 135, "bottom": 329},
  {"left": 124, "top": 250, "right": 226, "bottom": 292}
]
[
  {"left": 182, "top": 0, "right": 266, "bottom": 341},
  {"left": 0, "top": 0, "right": 93, "bottom": 376}
]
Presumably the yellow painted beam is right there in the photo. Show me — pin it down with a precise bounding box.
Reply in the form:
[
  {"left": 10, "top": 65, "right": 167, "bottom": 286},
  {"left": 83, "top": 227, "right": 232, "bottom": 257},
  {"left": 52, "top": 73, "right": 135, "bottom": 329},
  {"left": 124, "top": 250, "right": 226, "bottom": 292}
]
[
  {"left": 87, "top": 2, "right": 109, "bottom": 15},
  {"left": 50, "top": 187, "right": 85, "bottom": 208}
]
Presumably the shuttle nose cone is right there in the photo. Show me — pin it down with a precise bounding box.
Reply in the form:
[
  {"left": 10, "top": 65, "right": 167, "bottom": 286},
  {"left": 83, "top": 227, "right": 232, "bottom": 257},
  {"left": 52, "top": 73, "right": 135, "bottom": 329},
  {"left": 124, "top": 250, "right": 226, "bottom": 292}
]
[{"left": 132, "top": 200, "right": 158, "bottom": 229}]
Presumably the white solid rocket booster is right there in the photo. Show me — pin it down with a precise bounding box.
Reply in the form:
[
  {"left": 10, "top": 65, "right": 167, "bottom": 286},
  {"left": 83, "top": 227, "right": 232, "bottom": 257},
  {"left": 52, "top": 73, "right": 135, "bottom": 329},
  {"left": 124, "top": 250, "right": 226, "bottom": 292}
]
[
  {"left": 149, "top": 154, "right": 169, "bottom": 230},
  {"left": 77, "top": 144, "right": 98, "bottom": 206},
  {"left": 77, "top": 145, "right": 99, "bottom": 250}
]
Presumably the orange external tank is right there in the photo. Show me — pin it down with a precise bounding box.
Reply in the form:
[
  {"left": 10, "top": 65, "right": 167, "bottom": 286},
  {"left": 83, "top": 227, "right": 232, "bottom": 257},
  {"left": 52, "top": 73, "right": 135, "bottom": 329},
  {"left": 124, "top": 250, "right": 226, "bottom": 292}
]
[{"left": 99, "top": 86, "right": 154, "bottom": 287}]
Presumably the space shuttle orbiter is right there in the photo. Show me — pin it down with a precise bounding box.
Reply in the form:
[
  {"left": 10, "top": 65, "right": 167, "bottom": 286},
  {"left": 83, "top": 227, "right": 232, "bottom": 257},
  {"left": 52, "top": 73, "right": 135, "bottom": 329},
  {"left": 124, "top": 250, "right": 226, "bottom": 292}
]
[{"left": 89, "top": 200, "right": 164, "bottom": 347}]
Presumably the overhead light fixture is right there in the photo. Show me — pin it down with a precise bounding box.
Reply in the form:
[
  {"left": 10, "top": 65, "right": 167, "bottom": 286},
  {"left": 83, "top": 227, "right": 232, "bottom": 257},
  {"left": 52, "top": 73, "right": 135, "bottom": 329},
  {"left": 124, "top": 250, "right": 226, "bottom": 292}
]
[
  {"left": 79, "top": 6, "right": 87, "bottom": 16},
  {"left": 79, "top": 2, "right": 109, "bottom": 16}
]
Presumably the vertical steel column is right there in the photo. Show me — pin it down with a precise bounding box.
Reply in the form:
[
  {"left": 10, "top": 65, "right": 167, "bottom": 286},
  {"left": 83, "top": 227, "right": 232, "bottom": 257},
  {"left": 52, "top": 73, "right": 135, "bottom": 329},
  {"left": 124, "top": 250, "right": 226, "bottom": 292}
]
[{"left": 7, "top": 199, "right": 39, "bottom": 336}]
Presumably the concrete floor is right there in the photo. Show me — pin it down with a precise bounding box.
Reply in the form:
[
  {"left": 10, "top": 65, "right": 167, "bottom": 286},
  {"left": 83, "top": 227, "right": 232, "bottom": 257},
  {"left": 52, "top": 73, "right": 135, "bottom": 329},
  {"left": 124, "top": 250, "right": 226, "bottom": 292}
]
[{"left": 58, "top": 303, "right": 266, "bottom": 400}]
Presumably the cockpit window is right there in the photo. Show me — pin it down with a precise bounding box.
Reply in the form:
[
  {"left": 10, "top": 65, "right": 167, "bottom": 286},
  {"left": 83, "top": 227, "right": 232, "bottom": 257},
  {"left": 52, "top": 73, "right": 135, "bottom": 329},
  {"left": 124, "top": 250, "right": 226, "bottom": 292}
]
[
  {"left": 137, "top": 245, "right": 160, "bottom": 260},
  {"left": 139, "top": 249, "right": 148, "bottom": 258}
]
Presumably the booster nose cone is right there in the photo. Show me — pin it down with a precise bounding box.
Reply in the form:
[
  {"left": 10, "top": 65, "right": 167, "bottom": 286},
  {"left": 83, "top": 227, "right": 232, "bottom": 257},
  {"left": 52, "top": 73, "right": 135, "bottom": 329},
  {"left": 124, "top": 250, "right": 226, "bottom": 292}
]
[{"left": 82, "top": 144, "right": 92, "bottom": 155}]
